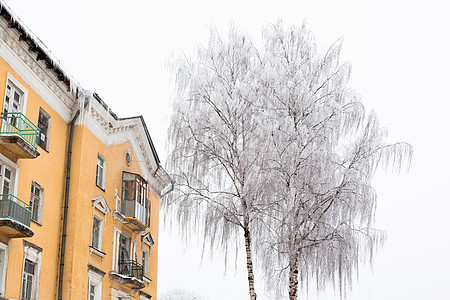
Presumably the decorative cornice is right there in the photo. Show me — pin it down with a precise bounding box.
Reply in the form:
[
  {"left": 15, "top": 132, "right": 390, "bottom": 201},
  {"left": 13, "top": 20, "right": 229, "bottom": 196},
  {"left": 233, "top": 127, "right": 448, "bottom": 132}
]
[
  {"left": 0, "top": 17, "right": 76, "bottom": 122},
  {"left": 23, "top": 239, "right": 42, "bottom": 252},
  {"left": 87, "top": 264, "right": 106, "bottom": 277}
]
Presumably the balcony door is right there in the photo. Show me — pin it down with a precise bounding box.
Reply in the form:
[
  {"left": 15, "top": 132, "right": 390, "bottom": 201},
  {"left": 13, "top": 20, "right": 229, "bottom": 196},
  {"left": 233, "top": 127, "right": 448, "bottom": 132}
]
[
  {"left": 0, "top": 163, "right": 13, "bottom": 197},
  {"left": 4, "top": 82, "right": 23, "bottom": 115},
  {"left": 2, "top": 80, "right": 24, "bottom": 131}
]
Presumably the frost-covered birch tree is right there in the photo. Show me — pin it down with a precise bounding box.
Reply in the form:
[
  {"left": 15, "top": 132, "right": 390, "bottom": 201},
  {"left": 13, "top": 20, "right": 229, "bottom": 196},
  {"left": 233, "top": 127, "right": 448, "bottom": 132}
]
[
  {"left": 165, "top": 22, "right": 412, "bottom": 300},
  {"left": 165, "top": 26, "right": 266, "bottom": 300},
  {"left": 256, "top": 23, "right": 413, "bottom": 300}
]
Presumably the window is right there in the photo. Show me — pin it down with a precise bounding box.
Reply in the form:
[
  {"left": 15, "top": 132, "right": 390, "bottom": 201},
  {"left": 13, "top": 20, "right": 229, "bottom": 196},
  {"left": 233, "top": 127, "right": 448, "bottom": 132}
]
[
  {"left": 87, "top": 268, "right": 102, "bottom": 300},
  {"left": 0, "top": 164, "right": 12, "bottom": 196},
  {"left": 21, "top": 242, "right": 42, "bottom": 300},
  {"left": 89, "top": 283, "right": 96, "bottom": 300},
  {"left": 30, "top": 182, "right": 43, "bottom": 224},
  {"left": 96, "top": 155, "right": 105, "bottom": 189},
  {"left": 2, "top": 74, "right": 28, "bottom": 131},
  {"left": 37, "top": 108, "right": 50, "bottom": 150},
  {"left": 91, "top": 216, "right": 102, "bottom": 250},
  {"left": 0, "top": 243, "right": 8, "bottom": 296},
  {"left": 142, "top": 249, "right": 148, "bottom": 278},
  {"left": 0, "top": 155, "right": 18, "bottom": 197},
  {"left": 3, "top": 77, "right": 25, "bottom": 115},
  {"left": 21, "top": 259, "right": 35, "bottom": 300}
]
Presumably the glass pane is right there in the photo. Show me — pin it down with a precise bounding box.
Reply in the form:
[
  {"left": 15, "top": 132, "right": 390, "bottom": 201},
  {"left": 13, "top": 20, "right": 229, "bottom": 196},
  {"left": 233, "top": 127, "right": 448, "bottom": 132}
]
[
  {"left": 122, "top": 181, "right": 129, "bottom": 201},
  {"left": 3, "top": 182, "right": 9, "bottom": 195},
  {"left": 97, "top": 156, "right": 103, "bottom": 167},
  {"left": 131, "top": 182, "right": 136, "bottom": 200},
  {"left": 26, "top": 274, "right": 32, "bottom": 300},
  {"left": 32, "top": 197, "right": 39, "bottom": 221},
  {"left": 4, "top": 168, "right": 11, "bottom": 180}
]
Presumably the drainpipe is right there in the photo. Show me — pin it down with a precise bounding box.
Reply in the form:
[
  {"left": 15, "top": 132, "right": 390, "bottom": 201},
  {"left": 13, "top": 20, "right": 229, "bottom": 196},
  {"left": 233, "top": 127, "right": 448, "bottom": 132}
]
[{"left": 57, "top": 107, "right": 83, "bottom": 300}]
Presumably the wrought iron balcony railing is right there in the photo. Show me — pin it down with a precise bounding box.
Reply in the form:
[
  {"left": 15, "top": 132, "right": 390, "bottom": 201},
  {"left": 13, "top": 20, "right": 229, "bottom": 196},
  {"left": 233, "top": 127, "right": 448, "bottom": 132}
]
[
  {"left": 0, "top": 112, "right": 39, "bottom": 149},
  {"left": 118, "top": 259, "right": 143, "bottom": 280},
  {"left": 0, "top": 194, "right": 31, "bottom": 227}
]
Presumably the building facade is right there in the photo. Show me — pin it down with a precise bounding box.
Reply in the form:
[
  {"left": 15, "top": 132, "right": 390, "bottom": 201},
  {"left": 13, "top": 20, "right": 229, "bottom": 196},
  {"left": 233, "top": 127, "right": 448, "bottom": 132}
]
[{"left": 0, "top": 3, "right": 171, "bottom": 300}]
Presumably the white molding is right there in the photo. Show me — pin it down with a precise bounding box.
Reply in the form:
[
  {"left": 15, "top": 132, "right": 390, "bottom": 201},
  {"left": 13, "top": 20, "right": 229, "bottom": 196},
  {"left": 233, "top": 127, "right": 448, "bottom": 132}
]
[
  {"left": 141, "top": 232, "right": 154, "bottom": 248},
  {"left": 89, "top": 246, "right": 106, "bottom": 259},
  {"left": 91, "top": 195, "right": 110, "bottom": 216},
  {"left": 88, "top": 269, "right": 102, "bottom": 300},
  {"left": 82, "top": 107, "right": 169, "bottom": 196},
  {"left": 0, "top": 31, "right": 74, "bottom": 122},
  {"left": 142, "top": 276, "right": 151, "bottom": 285},
  {"left": 23, "top": 243, "right": 42, "bottom": 300}
]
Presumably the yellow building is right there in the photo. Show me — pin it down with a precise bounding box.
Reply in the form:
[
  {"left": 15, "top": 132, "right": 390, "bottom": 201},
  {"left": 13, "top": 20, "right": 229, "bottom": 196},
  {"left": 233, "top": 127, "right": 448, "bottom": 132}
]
[{"left": 0, "top": 4, "right": 172, "bottom": 300}]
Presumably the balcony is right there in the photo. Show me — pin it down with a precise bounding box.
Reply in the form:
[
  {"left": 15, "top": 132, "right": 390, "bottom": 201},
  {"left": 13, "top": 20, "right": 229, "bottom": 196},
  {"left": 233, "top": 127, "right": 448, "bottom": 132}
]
[
  {"left": 110, "top": 259, "right": 145, "bottom": 289},
  {"left": 0, "top": 194, "right": 33, "bottom": 239},
  {"left": 0, "top": 112, "right": 40, "bottom": 159},
  {"left": 120, "top": 199, "right": 149, "bottom": 231},
  {"left": 119, "top": 172, "right": 150, "bottom": 232}
]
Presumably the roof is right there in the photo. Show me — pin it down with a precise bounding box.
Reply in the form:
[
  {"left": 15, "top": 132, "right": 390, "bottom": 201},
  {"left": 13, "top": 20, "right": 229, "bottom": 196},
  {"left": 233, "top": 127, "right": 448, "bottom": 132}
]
[{"left": 0, "top": 1, "right": 163, "bottom": 168}]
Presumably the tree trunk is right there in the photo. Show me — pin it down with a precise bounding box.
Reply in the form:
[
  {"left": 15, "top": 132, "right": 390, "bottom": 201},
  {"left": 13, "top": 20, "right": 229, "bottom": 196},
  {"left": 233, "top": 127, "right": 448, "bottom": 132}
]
[
  {"left": 289, "top": 250, "right": 300, "bottom": 300},
  {"left": 244, "top": 219, "right": 257, "bottom": 300}
]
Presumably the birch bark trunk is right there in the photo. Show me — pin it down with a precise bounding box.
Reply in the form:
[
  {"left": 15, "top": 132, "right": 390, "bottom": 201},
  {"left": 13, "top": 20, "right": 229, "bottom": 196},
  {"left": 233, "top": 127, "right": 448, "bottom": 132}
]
[
  {"left": 244, "top": 217, "right": 257, "bottom": 300},
  {"left": 288, "top": 250, "right": 300, "bottom": 300}
]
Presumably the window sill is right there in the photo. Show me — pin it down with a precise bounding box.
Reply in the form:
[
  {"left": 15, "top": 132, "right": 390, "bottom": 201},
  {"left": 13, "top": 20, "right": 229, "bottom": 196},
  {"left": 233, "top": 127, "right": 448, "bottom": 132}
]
[
  {"left": 143, "top": 276, "right": 151, "bottom": 284},
  {"left": 31, "top": 219, "right": 42, "bottom": 226},
  {"left": 89, "top": 246, "right": 106, "bottom": 259},
  {"left": 96, "top": 184, "right": 105, "bottom": 192},
  {"left": 38, "top": 145, "right": 49, "bottom": 153}
]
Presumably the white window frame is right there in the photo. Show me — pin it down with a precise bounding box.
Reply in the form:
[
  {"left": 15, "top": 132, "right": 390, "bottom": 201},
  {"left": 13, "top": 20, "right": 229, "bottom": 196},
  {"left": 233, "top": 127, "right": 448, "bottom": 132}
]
[
  {"left": 37, "top": 108, "right": 51, "bottom": 151},
  {"left": 30, "top": 182, "right": 44, "bottom": 225},
  {"left": 0, "top": 152, "right": 20, "bottom": 196},
  {"left": 142, "top": 249, "right": 149, "bottom": 279},
  {"left": 96, "top": 154, "right": 106, "bottom": 189},
  {"left": 91, "top": 215, "right": 103, "bottom": 251},
  {"left": 3, "top": 73, "right": 28, "bottom": 116},
  {"left": 0, "top": 242, "right": 8, "bottom": 297},
  {"left": 89, "top": 196, "right": 110, "bottom": 258},
  {"left": 21, "top": 243, "right": 42, "bottom": 300},
  {"left": 88, "top": 269, "right": 102, "bottom": 300}
]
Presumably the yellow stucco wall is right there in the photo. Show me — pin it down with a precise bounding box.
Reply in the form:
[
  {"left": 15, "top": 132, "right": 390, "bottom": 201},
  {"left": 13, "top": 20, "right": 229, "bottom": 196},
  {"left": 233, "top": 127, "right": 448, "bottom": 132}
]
[
  {"left": 0, "top": 58, "right": 69, "bottom": 299},
  {"left": 63, "top": 125, "right": 160, "bottom": 299}
]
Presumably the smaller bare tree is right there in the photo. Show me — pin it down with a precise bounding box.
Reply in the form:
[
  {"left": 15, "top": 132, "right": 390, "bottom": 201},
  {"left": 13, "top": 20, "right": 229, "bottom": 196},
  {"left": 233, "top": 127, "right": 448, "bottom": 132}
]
[
  {"left": 165, "top": 26, "right": 267, "bottom": 300},
  {"left": 256, "top": 23, "right": 413, "bottom": 300}
]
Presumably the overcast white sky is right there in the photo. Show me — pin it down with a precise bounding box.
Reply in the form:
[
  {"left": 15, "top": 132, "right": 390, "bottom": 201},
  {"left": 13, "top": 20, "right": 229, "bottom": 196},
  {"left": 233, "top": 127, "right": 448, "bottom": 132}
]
[{"left": 3, "top": 0, "right": 450, "bottom": 299}]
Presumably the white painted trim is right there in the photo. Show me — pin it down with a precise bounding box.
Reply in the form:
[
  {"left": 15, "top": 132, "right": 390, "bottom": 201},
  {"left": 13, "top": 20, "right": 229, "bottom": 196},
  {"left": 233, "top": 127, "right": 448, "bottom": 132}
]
[
  {"left": 112, "top": 228, "right": 122, "bottom": 272},
  {"left": 0, "top": 242, "right": 8, "bottom": 297},
  {"left": 0, "top": 39, "right": 73, "bottom": 122}
]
